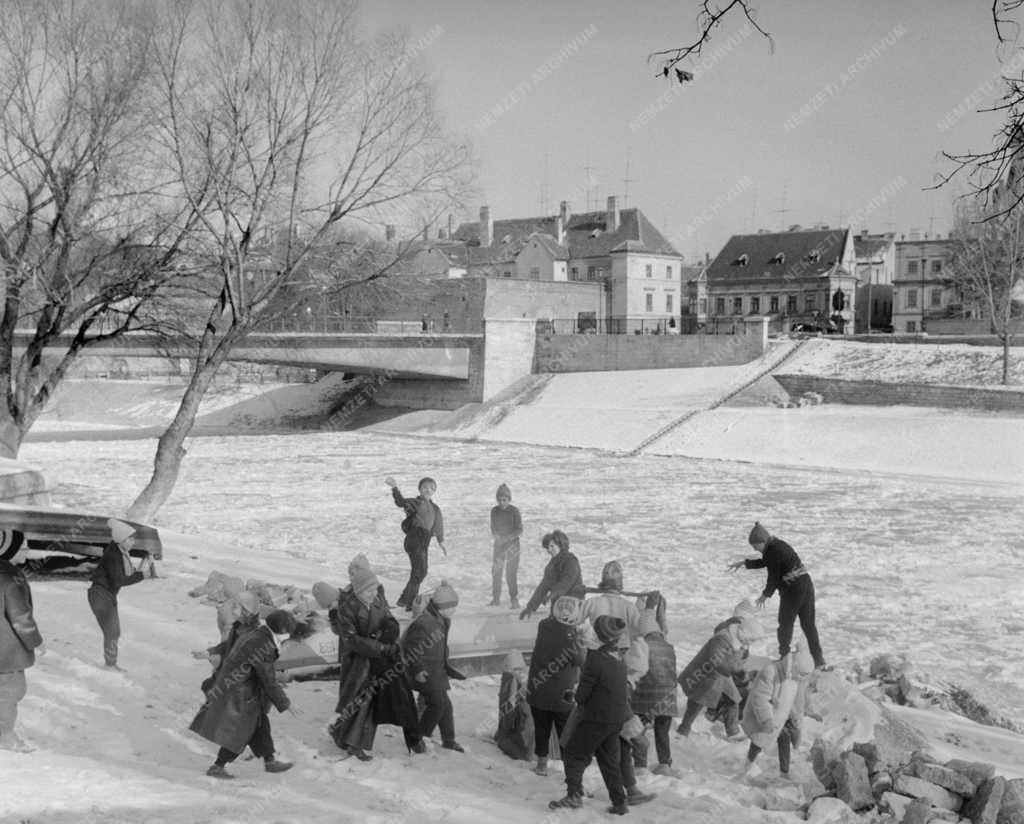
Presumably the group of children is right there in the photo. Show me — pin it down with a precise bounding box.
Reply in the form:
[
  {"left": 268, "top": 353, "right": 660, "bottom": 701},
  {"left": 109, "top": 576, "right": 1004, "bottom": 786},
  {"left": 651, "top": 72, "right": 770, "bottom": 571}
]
[{"left": 186, "top": 475, "right": 826, "bottom": 815}]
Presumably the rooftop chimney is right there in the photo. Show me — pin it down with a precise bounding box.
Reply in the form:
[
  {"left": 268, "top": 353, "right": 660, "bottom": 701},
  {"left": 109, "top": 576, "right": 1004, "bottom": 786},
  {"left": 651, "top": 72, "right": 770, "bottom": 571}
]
[
  {"left": 480, "top": 206, "right": 492, "bottom": 247},
  {"left": 560, "top": 200, "right": 569, "bottom": 227},
  {"left": 555, "top": 214, "right": 565, "bottom": 245},
  {"left": 606, "top": 196, "right": 619, "bottom": 233},
  {"left": 448, "top": 213, "right": 454, "bottom": 240},
  {"left": 385, "top": 224, "right": 396, "bottom": 242}
]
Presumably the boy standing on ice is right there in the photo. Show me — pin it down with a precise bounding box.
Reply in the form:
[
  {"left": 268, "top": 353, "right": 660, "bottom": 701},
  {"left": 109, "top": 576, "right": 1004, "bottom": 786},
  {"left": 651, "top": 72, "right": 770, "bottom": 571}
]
[
  {"left": 387, "top": 476, "right": 447, "bottom": 612},
  {"left": 489, "top": 483, "right": 523, "bottom": 609},
  {"left": 728, "top": 522, "right": 826, "bottom": 669}
]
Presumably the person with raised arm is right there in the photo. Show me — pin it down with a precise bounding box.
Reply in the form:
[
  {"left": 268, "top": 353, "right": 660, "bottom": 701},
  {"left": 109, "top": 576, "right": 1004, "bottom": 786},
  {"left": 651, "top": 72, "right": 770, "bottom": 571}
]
[{"left": 386, "top": 476, "right": 447, "bottom": 611}]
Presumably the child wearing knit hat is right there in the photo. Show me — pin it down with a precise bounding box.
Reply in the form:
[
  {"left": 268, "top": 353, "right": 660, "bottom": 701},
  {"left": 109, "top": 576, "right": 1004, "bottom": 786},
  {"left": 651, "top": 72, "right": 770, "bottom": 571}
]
[
  {"left": 489, "top": 483, "right": 523, "bottom": 609},
  {"left": 727, "top": 522, "right": 826, "bottom": 670}
]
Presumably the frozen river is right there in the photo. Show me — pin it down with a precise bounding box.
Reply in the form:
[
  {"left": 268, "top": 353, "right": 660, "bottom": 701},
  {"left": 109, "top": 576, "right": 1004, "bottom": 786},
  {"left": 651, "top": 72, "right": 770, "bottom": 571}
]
[{"left": 22, "top": 428, "right": 1024, "bottom": 722}]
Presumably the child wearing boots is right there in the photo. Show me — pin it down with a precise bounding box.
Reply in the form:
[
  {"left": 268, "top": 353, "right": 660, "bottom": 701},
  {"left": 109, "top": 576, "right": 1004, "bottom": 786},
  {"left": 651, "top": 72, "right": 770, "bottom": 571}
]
[{"left": 386, "top": 476, "right": 447, "bottom": 611}]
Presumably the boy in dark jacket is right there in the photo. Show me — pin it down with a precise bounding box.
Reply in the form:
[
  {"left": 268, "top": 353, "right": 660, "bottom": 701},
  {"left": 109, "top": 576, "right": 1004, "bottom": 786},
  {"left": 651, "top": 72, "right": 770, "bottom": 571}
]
[
  {"left": 728, "top": 522, "right": 826, "bottom": 668},
  {"left": 526, "top": 595, "right": 586, "bottom": 775},
  {"left": 489, "top": 483, "right": 523, "bottom": 609},
  {"left": 402, "top": 581, "right": 466, "bottom": 752},
  {"left": 520, "top": 531, "right": 585, "bottom": 621},
  {"left": 191, "top": 610, "right": 294, "bottom": 778},
  {"left": 87, "top": 518, "right": 152, "bottom": 669},
  {"left": 387, "top": 477, "right": 448, "bottom": 611},
  {"left": 632, "top": 609, "right": 679, "bottom": 777},
  {"left": 0, "top": 558, "right": 45, "bottom": 752},
  {"left": 550, "top": 615, "right": 633, "bottom": 816}
]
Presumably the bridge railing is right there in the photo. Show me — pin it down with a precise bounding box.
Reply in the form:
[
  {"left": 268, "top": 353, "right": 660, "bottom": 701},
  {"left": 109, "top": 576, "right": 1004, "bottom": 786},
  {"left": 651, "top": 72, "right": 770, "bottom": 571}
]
[{"left": 254, "top": 314, "right": 468, "bottom": 334}]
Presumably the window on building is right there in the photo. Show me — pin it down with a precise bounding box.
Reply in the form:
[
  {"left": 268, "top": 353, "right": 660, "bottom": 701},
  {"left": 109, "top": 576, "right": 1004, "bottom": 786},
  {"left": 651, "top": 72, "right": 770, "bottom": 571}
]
[
  {"left": 666, "top": 265, "right": 673, "bottom": 279},
  {"left": 786, "top": 295, "right": 797, "bottom": 313},
  {"left": 529, "top": 267, "right": 540, "bottom": 280},
  {"left": 503, "top": 270, "right": 512, "bottom": 278},
  {"left": 907, "top": 288, "right": 918, "bottom": 309},
  {"left": 645, "top": 264, "right": 653, "bottom": 278},
  {"left": 769, "top": 295, "right": 779, "bottom": 313},
  {"left": 699, "top": 298, "right": 707, "bottom": 315},
  {"left": 907, "top": 260, "right": 918, "bottom": 275},
  {"left": 570, "top": 267, "right": 579, "bottom": 280},
  {"left": 645, "top": 293, "right": 654, "bottom": 312},
  {"left": 906, "top": 321, "right": 917, "bottom": 333},
  {"left": 873, "top": 299, "right": 879, "bottom": 315},
  {"left": 736, "top": 254, "right": 749, "bottom": 266},
  {"left": 750, "top": 296, "right": 760, "bottom": 314},
  {"left": 733, "top": 296, "right": 743, "bottom": 314},
  {"left": 596, "top": 267, "right": 605, "bottom": 279},
  {"left": 716, "top": 297, "right": 726, "bottom": 315},
  {"left": 931, "top": 288, "right": 942, "bottom": 307},
  {"left": 931, "top": 260, "right": 942, "bottom": 274},
  {"left": 770, "top": 252, "right": 785, "bottom": 265},
  {"left": 587, "top": 266, "right": 596, "bottom": 280},
  {"left": 805, "top": 295, "right": 815, "bottom": 312},
  {"left": 666, "top": 294, "right": 674, "bottom": 313}
]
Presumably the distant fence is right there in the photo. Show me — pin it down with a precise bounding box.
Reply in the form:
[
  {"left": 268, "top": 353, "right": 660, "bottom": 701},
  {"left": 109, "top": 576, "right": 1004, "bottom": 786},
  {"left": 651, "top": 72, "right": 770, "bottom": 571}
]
[
  {"left": 544, "top": 316, "right": 772, "bottom": 336},
  {"left": 255, "top": 315, "right": 462, "bottom": 334}
]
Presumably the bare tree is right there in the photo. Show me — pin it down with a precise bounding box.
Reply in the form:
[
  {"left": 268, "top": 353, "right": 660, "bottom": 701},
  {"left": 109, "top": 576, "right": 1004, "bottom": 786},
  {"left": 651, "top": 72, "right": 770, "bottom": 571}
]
[
  {"left": 649, "top": 0, "right": 771, "bottom": 81},
  {"left": 948, "top": 198, "right": 1023, "bottom": 384},
  {"left": 0, "top": 0, "right": 199, "bottom": 458},
  {"left": 126, "top": 0, "right": 470, "bottom": 521}
]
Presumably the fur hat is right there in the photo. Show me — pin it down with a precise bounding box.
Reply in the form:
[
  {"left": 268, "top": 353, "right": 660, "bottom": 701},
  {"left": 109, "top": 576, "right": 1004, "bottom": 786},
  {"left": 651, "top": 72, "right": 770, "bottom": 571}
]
[
  {"left": 431, "top": 580, "right": 459, "bottom": 610},
  {"left": 108, "top": 518, "right": 136, "bottom": 544},
  {"left": 638, "top": 610, "right": 662, "bottom": 637},
  {"left": 599, "top": 560, "right": 623, "bottom": 591},
  {"left": 593, "top": 615, "right": 626, "bottom": 645},
  {"left": 235, "top": 591, "right": 261, "bottom": 615},
  {"left": 542, "top": 530, "right": 569, "bottom": 552},
  {"left": 311, "top": 582, "right": 339, "bottom": 609},
  {"left": 733, "top": 598, "right": 757, "bottom": 619},
  {"left": 735, "top": 615, "right": 766, "bottom": 644},
  {"left": 495, "top": 483, "right": 511, "bottom": 501},
  {"left": 748, "top": 522, "right": 771, "bottom": 546},
  {"left": 552, "top": 596, "right": 582, "bottom": 625},
  {"left": 265, "top": 609, "right": 296, "bottom": 636}
]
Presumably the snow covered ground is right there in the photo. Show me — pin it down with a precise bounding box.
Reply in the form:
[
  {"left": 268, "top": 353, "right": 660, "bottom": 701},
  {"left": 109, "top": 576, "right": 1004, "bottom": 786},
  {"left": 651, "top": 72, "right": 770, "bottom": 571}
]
[{"left": 5, "top": 429, "right": 1024, "bottom": 823}]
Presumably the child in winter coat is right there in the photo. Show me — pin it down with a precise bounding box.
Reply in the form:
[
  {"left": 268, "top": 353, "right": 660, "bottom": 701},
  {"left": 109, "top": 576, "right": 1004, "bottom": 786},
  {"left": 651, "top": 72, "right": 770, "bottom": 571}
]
[
  {"left": 740, "top": 645, "right": 815, "bottom": 778},
  {"left": 526, "top": 595, "right": 585, "bottom": 776},
  {"left": 618, "top": 634, "right": 657, "bottom": 806},
  {"left": 677, "top": 615, "right": 765, "bottom": 739},
  {"left": 489, "top": 483, "right": 523, "bottom": 609},
  {"left": 520, "top": 531, "right": 585, "bottom": 620},
  {"left": 632, "top": 606, "right": 680, "bottom": 777},
  {"left": 402, "top": 581, "right": 466, "bottom": 752},
  {"left": 549, "top": 615, "right": 634, "bottom": 816},
  {"left": 494, "top": 650, "right": 534, "bottom": 760},
  {"left": 386, "top": 476, "right": 448, "bottom": 611},
  {"left": 579, "top": 561, "right": 642, "bottom": 648}
]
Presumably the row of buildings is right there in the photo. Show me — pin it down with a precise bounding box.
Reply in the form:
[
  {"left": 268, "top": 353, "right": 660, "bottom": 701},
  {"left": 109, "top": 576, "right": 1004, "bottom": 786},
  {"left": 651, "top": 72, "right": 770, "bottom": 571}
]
[{"left": 394, "top": 197, "right": 966, "bottom": 335}]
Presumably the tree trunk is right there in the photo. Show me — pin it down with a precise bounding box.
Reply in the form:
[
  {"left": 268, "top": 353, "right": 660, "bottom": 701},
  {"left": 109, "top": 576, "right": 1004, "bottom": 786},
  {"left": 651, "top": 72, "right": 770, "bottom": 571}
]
[
  {"left": 1004, "top": 332, "right": 1012, "bottom": 385},
  {"left": 0, "top": 417, "right": 25, "bottom": 459},
  {"left": 126, "top": 352, "right": 226, "bottom": 522}
]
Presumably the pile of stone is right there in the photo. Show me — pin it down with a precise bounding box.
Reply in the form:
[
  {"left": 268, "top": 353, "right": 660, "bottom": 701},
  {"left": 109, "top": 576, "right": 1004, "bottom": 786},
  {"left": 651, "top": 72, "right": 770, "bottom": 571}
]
[
  {"left": 188, "top": 570, "right": 327, "bottom": 638},
  {"left": 853, "top": 653, "right": 933, "bottom": 710}
]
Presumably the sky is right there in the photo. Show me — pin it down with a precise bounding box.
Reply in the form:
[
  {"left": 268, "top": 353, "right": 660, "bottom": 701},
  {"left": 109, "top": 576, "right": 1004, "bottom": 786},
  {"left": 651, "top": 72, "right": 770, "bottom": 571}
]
[{"left": 359, "top": 0, "right": 1013, "bottom": 262}]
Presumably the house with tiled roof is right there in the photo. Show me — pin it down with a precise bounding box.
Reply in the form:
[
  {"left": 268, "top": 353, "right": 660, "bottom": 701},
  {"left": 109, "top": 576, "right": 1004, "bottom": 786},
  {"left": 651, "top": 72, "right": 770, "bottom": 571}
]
[
  {"left": 853, "top": 230, "right": 895, "bottom": 331},
  {"left": 446, "top": 198, "right": 684, "bottom": 332},
  {"left": 706, "top": 226, "right": 857, "bottom": 332}
]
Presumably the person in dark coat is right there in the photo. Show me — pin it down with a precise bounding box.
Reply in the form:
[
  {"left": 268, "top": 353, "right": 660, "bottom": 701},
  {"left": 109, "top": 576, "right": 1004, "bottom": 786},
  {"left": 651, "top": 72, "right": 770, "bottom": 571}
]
[
  {"left": 402, "top": 581, "right": 465, "bottom": 752},
  {"left": 526, "top": 595, "right": 585, "bottom": 776},
  {"left": 368, "top": 614, "right": 424, "bottom": 754},
  {"left": 386, "top": 476, "right": 447, "bottom": 611},
  {"left": 519, "top": 530, "right": 585, "bottom": 621},
  {"left": 728, "top": 522, "right": 826, "bottom": 668},
  {"left": 0, "top": 558, "right": 45, "bottom": 752},
  {"left": 632, "top": 609, "right": 679, "bottom": 777},
  {"left": 199, "top": 591, "right": 261, "bottom": 682},
  {"left": 87, "top": 518, "right": 152, "bottom": 670},
  {"left": 550, "top": 615, "right": 634, "bottom": 816},
  {"left": 489, "top": 483, "right": 523, "bottom": 609},
  {"left": 328, "top": 557, "right": 405, "bottom": 760},
  {"left": 677, "top": 616, "right": 764, "bottom": 738},
  {"left": 191, "top": 610, "right": 294, "bottom": 778}
]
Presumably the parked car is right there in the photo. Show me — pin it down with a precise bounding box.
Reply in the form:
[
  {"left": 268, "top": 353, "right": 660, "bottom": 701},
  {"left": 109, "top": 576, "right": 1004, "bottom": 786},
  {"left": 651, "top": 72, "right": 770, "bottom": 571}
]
[{"left": 0, "top": 503, "right": 162, "bottom": 564}]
